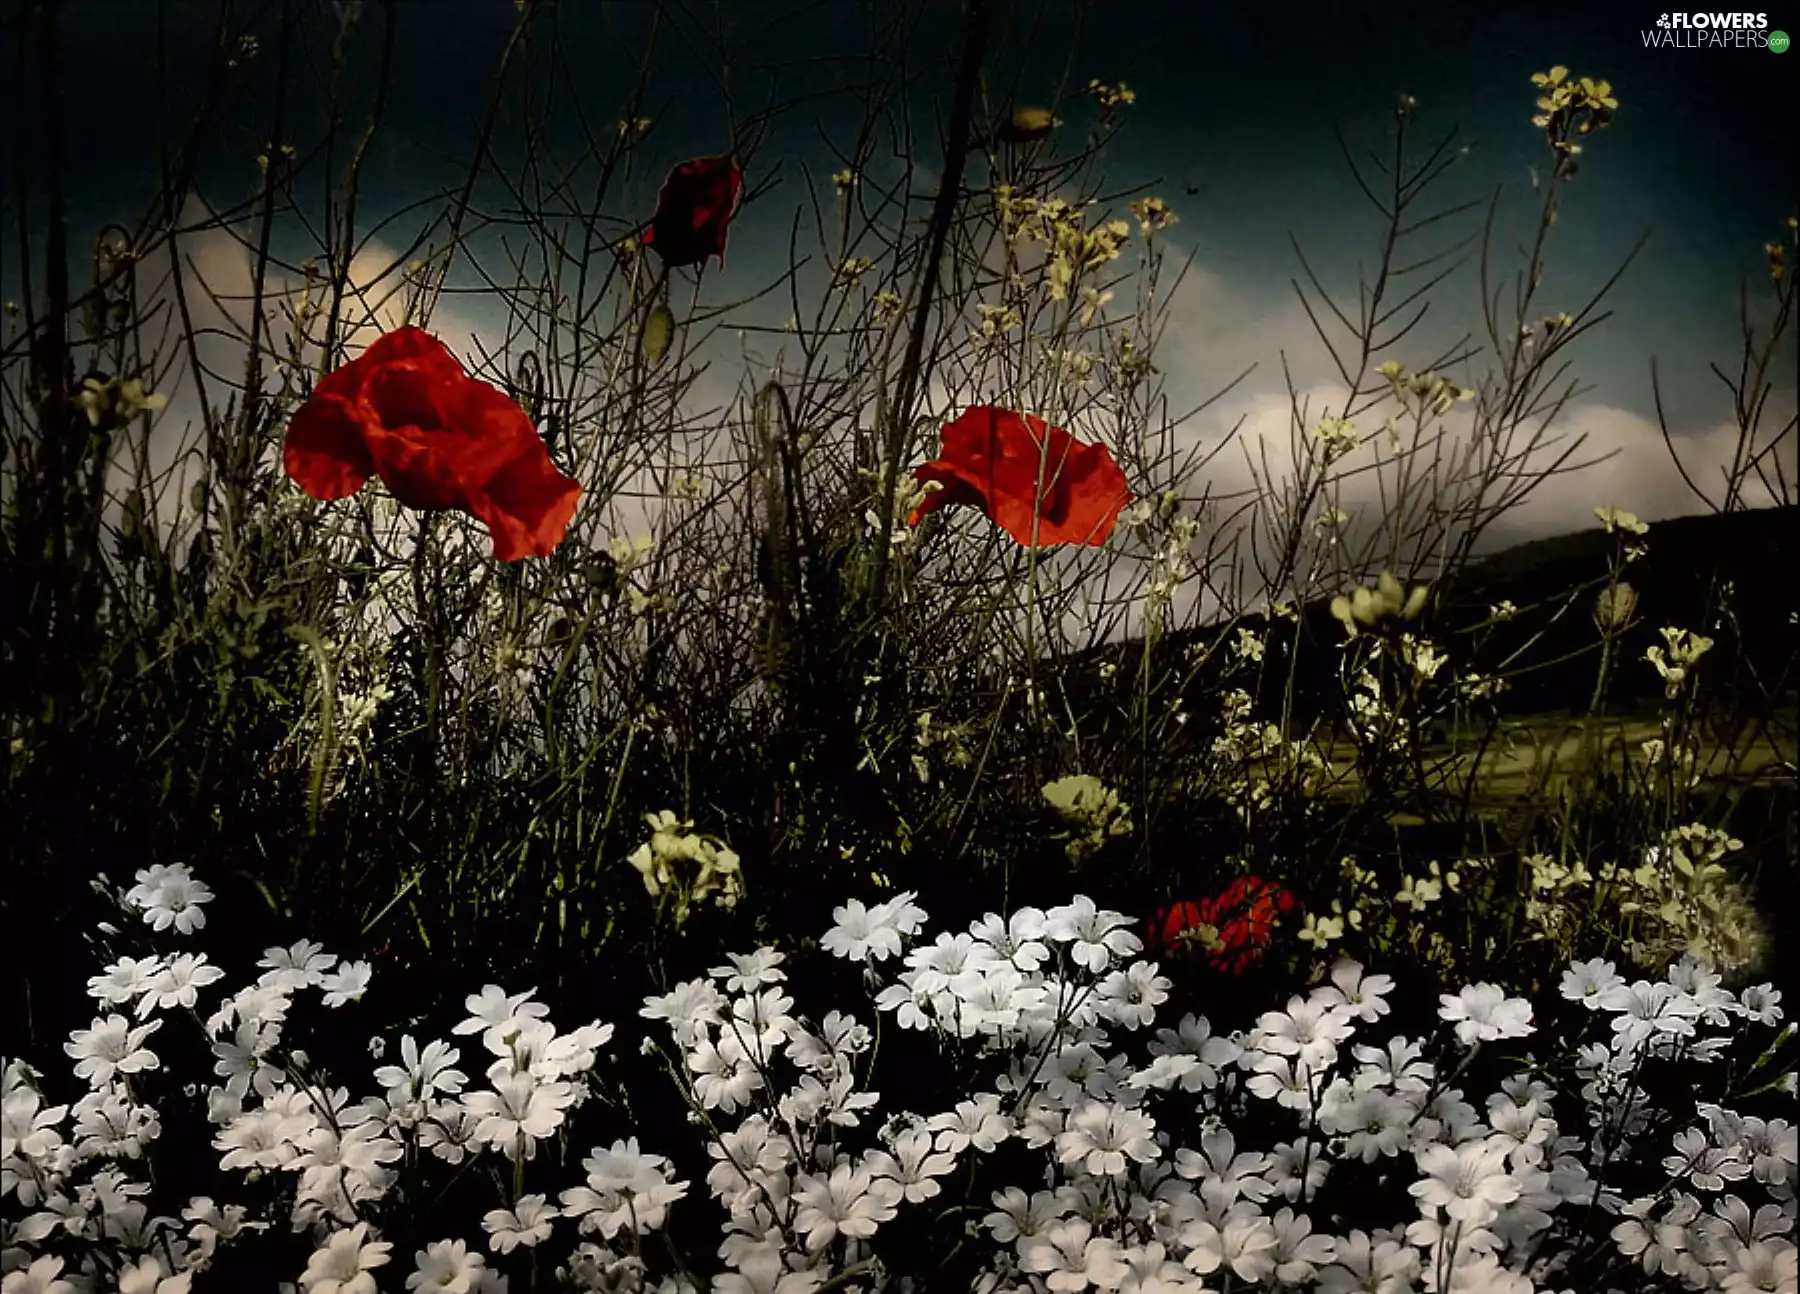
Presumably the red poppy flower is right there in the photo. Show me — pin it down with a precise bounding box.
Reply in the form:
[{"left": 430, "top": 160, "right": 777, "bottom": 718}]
[
  {"left": 1149, "top": 900, "right": 1210, "bottom": 955},
  {"left": 642, "top": 155, "right": 744, "bottom": 269},
  {"left": 1148, "top": 877, "right": 1298, "bottom": 974},
  {"left": 908, "top": 407, "right": 1131, "bottom": 547},
  {"left": 282, "top": 326, "right": 581, "bottom": 562}
]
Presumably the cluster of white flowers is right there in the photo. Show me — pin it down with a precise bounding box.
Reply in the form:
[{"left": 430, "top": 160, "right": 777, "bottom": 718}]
[{"left": 3, "top": 864, "right": 1793, "bottom": 1294}]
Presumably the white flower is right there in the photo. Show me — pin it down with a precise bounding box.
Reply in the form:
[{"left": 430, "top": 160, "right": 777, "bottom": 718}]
[
  {"left": 686, "top": 1032, "right": 763, "bottom": 1113},
  {"left": 1044, "top": 896, "right": 1141, "bottom": 972},
  {"left": 970, "top": 907, "right": 1052, "bottom": 971},
  {"left": 984, "top": 1185, "right": 1063, "bottom": 1243},
  {"left": 712, "top": 1245, "right": 823, "bottom": 1294},
  {"left": 540, "top": 1020, "right": 613, "bottom": 1082},
  {"left": 852, "top": 1127, "right": 952, "bottom": 1204},
  {"left": 1267, "top": 1136, "right": 1332, "bottom": 1203},
  {"left": 1560, "top": 958, "right": 1624, "bottom": 1006},
  {"left": 1602, "top": 978, "right": 1705, "bottom": 1052},
  {"left": 1324, "top": 1087, "right": 1413, "bottom": 1162},
  {"left": 1, "top": 1256, "right": 76, "bottom": 1294},
  {"left": 418, "top": 1102, "right": 480, "bottom": 1164},
  {"left": 1664, "top": 1125, "right": 1750, "bottom": 1192},
  {"left": 1182, "top": 1214, "right": 1278, "bottom": 1283},
  {"left": 258, "top": 940, "right": 339, "bottom": 992},
  {"left": 1316, "top": 1228, "right": 1420, "bottom": 1294},
  {"left": 559, "top": 1137, "right": 688, "bottom": 1240},
  {"left": 1173, "top": 1126, "right": 1275, "bottom": 1206},
  {"left": 906, "top": 931, "right": 1000, "bottom": 995},
  {"left": 1312, "top": 959, "right": 1395, "bottom": 1024},
  {"left": 791, "top": 1162, "right": 902, "bottom": 1249},
  {"left": 823, "top": 899, "right": 910, "bottom": 962},
  {"left": 1352, "top": 1035, "right": 1433, "bottom": 1094},
  {"left": 64, "top": 1014, "right": 162, "bottom": 1086},
  {"left": 87, "top": 955, "right": 167, "bottom": 1007},
  {"left": 873, "top": 891, "right": 928, "bottom": 938},
  {"left": 1244, "top": 1053, "right": 1315, "bottom": 1111},
  {"left": 482, "top": 1194, "right": 558, "bottom": 1253},
  {"left": 951, "top": 962, "right": 1046, "bottom": 1034},
  {"left": 3, "top": 1085, "right": 67, "bottom": 1167},
  {"left": 115, "top": 1254, "right": 190, "bottom": 1294},
  {"left": 375, "top": 1036, "right": 468, "bottom": 1105},
  {"left": 1419, "top": 1089, "right": 1484, "bottom": 1149},
  {"left": 712, "top": 947, "right": 786, "bottom": 993},
  {"left": 1127, "top": 1053, "right": 1200, "bottom": 1091},
  {"left": 1021, "top": 1217, "right": 1129, "bottom": 1292},
  {"left": 406, "top": 1238, "right": 491, "bottom": 1293},
  {"left": 1742, "top": 1116, "right": 1795, "bottom": 1187},
  {"left": 211, "top": 1018, "right": 286, "bottom": 1099},
  {"left": 1148, "top": 1014, "right": 1241, "bottom": 1091},
  {"left": 728, "top": 987, "right": 798, "bottom": 1056},
  {"left": 1736, "top": 984, "right": 1783, "bottom": 1028},
  {"left": 454, "top": 984, "right": 551, "bottom": 1054},
  {"left": 206, "top": 982, "right": 292, "bottom": 1036},
  {"left": 1115, "top": 1242, "right": 1201, "bottom": 1293},
  {"left": 215, "top": 1105, "right": 309, "bottom": 1171},
  {"left": 183, "top": 1195, "right": 258, "bottom": 1264},
  {"left": 320, "top": 961, "right": 372, "bottom": 1007},
  {"left": 139, "top": 953, "right": 226, "bottom": 1016},
  {"left": 1411, "top": 1139, "right": 1522, "bottom": 1226},
  {"left": 126, "top": 863, "right": 213, "bottom": 934},
  {"left": 784, "top": 1010, "right": 871, "bottom": 1076},
  {"left": 1268, "top": 1207, "right": 1336, "bottom": 1283},
  {"left": 293, "top": 1123, "right": 404, "bottom": 1223},
  {"left": 1254, "top": 995, "right": 1355, "bottom": 1069},
  {"left": 705, "top": 1115, "right": 792, "bottom": 1213},
  {"left": 1611, "top": 1193, "right": 1698, "bottom": 1278},
  {"left": 1719, "top": 1240, "right": 1797, "bottom": 1294},
  {"left": 640, "top": 978, "right": 724, "bottom": 1046},
  {"left": 1097, "top": 961, "right": 1170, "bottom": 1030},
  {"left": 464, "top": 1072, "right": 576, "bottom": 1160},
  {"left": 930, "top": 1094, "right": 1011, "bottom": 1154},
  {"left": 300, "top": 1221, "right": 392, "bottom": 1294},
  {"left": 872, "top": 971, "right": 935, "bottom": 1032},
  {"left": 779, "top": 1070, "right": 878, "bottom": 1129},
  {"left": 1057, "top": 1100, "right": 1159, "bottom": 1177},
  {"left": 1438, "top": 985, "right": 1533, "bottom": 1046}
]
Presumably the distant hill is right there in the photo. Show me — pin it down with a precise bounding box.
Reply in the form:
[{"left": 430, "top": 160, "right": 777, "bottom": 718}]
[
  {"left": 1439, "top": 504, "right": 1796, "bottom": 713},
  {"left": 1063, "top": 505, "right": 1798, "bottom": 727}
]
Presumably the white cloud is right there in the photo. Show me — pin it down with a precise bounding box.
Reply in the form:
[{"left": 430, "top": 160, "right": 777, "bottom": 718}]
[{"left": 118, "top": 198, "right": 501, "bottom": 532}]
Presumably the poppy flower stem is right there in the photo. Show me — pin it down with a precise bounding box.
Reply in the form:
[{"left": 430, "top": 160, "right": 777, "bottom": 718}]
[{"left": 867, "top": 0, "right": 996, "bottom": 613}]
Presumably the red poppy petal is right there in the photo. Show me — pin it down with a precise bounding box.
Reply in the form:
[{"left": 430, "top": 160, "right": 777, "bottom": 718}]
[
  {"left": 435, "top": 375, "right": 553, "bottom": 480},
  {"left": 361, "top": 422, "right": 474, "bottom": 512},
  {"left": 646, "top": 156, "right": 744, "bottom": 268},
  {"left": 355, "top": 324, "right": 466, "bottom": 376},
  {"left": 289, "top": 325, "right": 578, "bottom": 561},
  {"left": 915, "top": 407, "right": 1130, "bottom": 547},
  {"left": 1150, "top": 901, "right": 1210, "bottom": 952},
  {"left": 360, "top": 362, "right": 533, "bottom": 512},
  {"left": 470, "top": 450, "right": 582, "bottom": 562},
  {"left": 909, "top": 464, "right": 988, "bottom": 525},
  {"left": 283, "top": 394, "right": 374, "bottom": 501}
]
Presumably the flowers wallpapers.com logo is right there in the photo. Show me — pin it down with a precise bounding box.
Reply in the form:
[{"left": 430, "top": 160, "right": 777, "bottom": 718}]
[{"left": 1643, "top": 11, "right": 1790, "bottom": 46}]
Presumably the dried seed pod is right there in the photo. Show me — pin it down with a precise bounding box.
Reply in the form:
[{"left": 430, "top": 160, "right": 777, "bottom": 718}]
[{"left": 641, "top": 302, "right": 675, "bottom": 367}]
